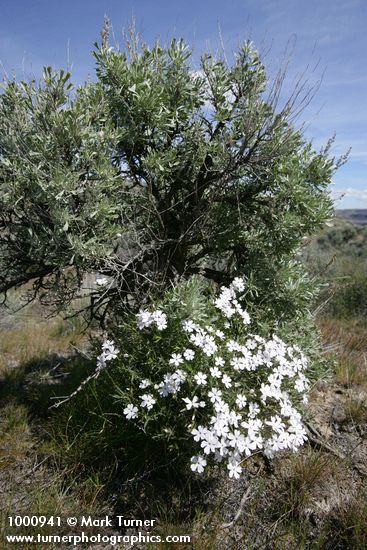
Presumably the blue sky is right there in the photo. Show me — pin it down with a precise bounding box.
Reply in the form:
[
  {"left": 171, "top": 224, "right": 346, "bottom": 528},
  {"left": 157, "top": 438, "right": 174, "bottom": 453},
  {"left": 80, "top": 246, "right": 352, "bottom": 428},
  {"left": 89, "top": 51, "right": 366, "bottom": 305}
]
[{"left": 0, "top": 0, "right": 366, "bottom": 208}]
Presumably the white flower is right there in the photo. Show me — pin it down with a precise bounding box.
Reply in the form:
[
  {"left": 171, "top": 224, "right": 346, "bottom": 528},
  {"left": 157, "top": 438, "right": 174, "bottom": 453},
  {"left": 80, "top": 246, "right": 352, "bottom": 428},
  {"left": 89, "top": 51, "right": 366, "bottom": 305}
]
[
  {"left": 236, "top": 305, "right": 251, "bottom": 325},
  {"left": 230, "top": 356, "right": 248, "bottom": 371},
  {"left": 294, "top": 374, "right": 309, "bottom": 392},
  {"left": 183, "top": 349, "right": 195, "bottom": 361},
  {"left": 101, "top": 339, "right": 119, "bottom": 360},
  {"left": 231, "top": 277, "right": 246, "bottom": 292},
  {"left": 242, "top": 417, "right": 263, "bottom": 434},
  {"left": 152, "top": 310, "right": 167, "bottom": 330},
  {"left": 97, "top": 339, "right": 119, "bottom": 368},
  {"left": 139, "top": 379, "right": 151, "bottom": 389},
  {"left": 191, "top": 425, "right": 208, "bottom": 442},
  {"left": 201, "top": 335, "right": 217, "bottom": 357},
  {"left": 210, "top": 366, "right": 222, "bottom": 378},
  {"left": 96, "top": 355, "right": 106, "bottom": 370},
  {"left": 182, "top": 320, "right": 196, "bottom": 333},
  {"left": 157, "top": 371, "right": 185, "bottom": 396},
  {"left": 212, "top": 418, "right": 230, "bottom": 438},
  {"left": 227, "top": 429, "right": 246, "bottom": 451},
  {"left": 136, "top": 309, "right": 153, "bottom": 330},
  {"left": 214, "top": 356, "right": 225, "bottom": 367},
  {"left": 216, "top": 439, "right": 229, "bottom": 457},
  {"left": 221, "top": 374, "right": 232, "bottom": 388},
  {"left": 228, "top": 410, "right": 242, "bottom": 427},
  {"left": 173, "top": 369, "right": 187, "bottom": 383},
  {"left": 140, "top": 394, "right": 156, "bottom": 410},
  {"left": 194, "top": 372, "right": 207, "bottom": 386},
  {"left": 190, "top": 455, "right": 207, "bottom": 473},
  {"left": 248, "top": 402, "right": 260, "bottom": 418},
  {"left": 266, "top": 415, "right": 285, "bottom": 434},
  {"left": 227, "top": 460, "right": 242, "bottom": 479},
  {"left": 214, "top": 286, "right": 236, "bottom": 318},
  {"left": 208, "top": 388, "right": 222, "bottom": 403},
  {"left": 169, "top": 353, "right": 183, "bottom": 367},
  {"left": 213, "top": 399, "right": 230, "bottom": 415},
  {"left": 201, "top": 432, "right": 220, "bottom": 454},
  {"left": 123, "top": 404, "right": 138, "bottom": 420},
  {"left": 215, "top": 330, "right": 225, "bottom": 340},
  {"left": 236, "top": 394, "right": 247, "bottom": 409},
  {"left": 246, "top": 338, "right": 258, "bottom": 350},
  {"left": 182, "top": 396, "right": 206, "bottom": 410}
]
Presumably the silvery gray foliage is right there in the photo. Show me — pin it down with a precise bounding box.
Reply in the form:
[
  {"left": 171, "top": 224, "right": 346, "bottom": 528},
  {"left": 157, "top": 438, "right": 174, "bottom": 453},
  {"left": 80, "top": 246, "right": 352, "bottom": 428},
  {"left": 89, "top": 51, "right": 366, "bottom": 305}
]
[{"left": 0, "top": 29, "right": 344, "bottom": 328}]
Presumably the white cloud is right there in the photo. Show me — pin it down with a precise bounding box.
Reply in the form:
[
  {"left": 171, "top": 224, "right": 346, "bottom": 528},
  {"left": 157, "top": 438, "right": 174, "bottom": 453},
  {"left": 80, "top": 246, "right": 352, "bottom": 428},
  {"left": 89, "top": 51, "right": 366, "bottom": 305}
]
[{"left": 331, "top": 187, "right": 367, "bottom": 201}]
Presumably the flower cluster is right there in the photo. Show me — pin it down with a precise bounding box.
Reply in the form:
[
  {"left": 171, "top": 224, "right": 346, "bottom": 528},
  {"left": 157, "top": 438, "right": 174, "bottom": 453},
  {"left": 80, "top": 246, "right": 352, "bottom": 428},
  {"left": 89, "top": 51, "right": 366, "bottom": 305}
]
[
  {"left": 102, "top": 277, "right": 310, "bottom": 479},
  {"left": 136, "top": 308, "right": 167, "bottom": 331},
  {"left": 96, "top": 339, "right": 119, "bottom": 370}
]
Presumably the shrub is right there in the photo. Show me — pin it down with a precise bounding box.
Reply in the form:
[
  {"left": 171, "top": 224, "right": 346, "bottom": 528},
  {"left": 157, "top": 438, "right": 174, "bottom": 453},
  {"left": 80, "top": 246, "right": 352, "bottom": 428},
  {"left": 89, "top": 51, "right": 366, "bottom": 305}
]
[{"left": 0, "top": 26, "right": 342, "bottom": 328}]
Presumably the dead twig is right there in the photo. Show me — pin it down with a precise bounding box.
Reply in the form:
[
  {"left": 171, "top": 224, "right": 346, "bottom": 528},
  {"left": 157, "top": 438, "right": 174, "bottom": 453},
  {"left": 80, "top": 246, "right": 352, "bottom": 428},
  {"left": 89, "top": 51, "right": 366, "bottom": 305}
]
[
  {"left": 305, "top": 421, "right": 366, "bottom": 477},
  {"left": 220, "top": 486, "right": 252, "bottom": 529}
]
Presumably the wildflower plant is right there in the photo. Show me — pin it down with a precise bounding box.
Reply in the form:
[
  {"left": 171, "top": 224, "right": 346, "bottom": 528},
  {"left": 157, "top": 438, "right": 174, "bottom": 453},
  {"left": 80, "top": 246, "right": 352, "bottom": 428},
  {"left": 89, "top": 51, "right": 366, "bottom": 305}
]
[{"left": 97, "top": 276, "right": 310, "bottom": 479}]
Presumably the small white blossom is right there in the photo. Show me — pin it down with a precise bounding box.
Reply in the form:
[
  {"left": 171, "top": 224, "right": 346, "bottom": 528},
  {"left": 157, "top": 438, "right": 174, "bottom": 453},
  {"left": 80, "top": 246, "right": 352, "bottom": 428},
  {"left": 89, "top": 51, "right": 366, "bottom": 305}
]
[
  {"left": 123, "top": 404, "right": 138, "bottom": 420},
  {"left": 227, "top": 460, "right": 242, "bottom": 479},
  {"left": 173, "top": 369, "right": 187, "bottom": 383},
  {"left": 182, "top": 320, "right": 196, "bottom": 333},
  {"left": 208, "top": 388, "right": 222, "bottom": 403},
  {"left": 169, "top": 353, "right": 183, "bottom": 367},
  {"left": 183, "top": 396, "right": 206, "bottom": 410},
  {"left": 136, "top": 309, "right": 153, "bottom": 330},
  {"left": 190, "top": 455, "right": 207, "bottom": 473},
  {"left": 194, "top": 372, "right": 207, "bottom": 386},
  {"left": 236, "top": 394, "right": 247, "bottom": 409},
  {"left": 96, "top": 339, "right": 119, "bottom": 369},
  {"left": 210, "top": 366, "right": 222, "bottom": 378},
  {"left": 140, "top": 394, "right": 156, "bottom": 410},
  {"left": 152, "top": 310, "right": 167, "bottom": 330},
  {"left": 201, "top": 433, "right": 220, "bottom": 455},
  {"left": 183, "top": 349, "right": 195, "bottom": 361},
  {"left": 231, "top": 277, "right": 246, "bottom": 292},
  {"left": 221, "top": 374, "right": 232, "bottom": 388},
  {"left": 191, "top": 425, "right": 208, "bottom": 442}
]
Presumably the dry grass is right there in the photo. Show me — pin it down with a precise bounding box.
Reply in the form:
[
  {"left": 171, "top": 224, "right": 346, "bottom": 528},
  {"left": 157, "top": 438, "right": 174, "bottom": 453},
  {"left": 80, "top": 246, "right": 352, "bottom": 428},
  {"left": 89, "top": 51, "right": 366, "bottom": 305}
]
[
  {"left": 320, "top": 496, "right": 367, "bottom": 549},
  {"left": 0, "top": 315, "right": 85, "bottom": 374},
  {"left": 0, "top": 403, "right": 31, "bottom": 468},
  {"left": 318, "top": 318, "right": 367, "bottom": 380},
  {"left": 343, "top": 393, "right": 367, "bottom": 426},
  {"left": 319, "top": 317, "right": 367, "bottom": 348},
  {"left": 0, "top": 306, "right": 106, "bottom": 548},
  {"left": 275, "top": 449, "right": 334, "bottom": 520},
  {"left": 335, "top": 358, "right": 367, "bottom": 387}
]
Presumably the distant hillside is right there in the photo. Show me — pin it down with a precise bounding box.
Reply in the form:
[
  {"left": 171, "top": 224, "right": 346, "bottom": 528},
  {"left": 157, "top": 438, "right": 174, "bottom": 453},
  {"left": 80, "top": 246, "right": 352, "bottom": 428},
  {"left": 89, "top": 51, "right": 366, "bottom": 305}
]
[{"left": 336, "top": 209, "right": 367, "bottom": 225}]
